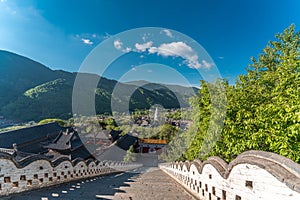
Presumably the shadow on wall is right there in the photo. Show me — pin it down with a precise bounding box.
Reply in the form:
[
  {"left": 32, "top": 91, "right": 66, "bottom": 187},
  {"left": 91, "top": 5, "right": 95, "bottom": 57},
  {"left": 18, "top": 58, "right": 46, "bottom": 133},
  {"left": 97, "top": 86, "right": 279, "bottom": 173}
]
[
  {"left": 159, "top": 150, "right": 300, "bottom": 200},
  {"left": 0, "top": 151, "right": 142, "bottom": 197}
]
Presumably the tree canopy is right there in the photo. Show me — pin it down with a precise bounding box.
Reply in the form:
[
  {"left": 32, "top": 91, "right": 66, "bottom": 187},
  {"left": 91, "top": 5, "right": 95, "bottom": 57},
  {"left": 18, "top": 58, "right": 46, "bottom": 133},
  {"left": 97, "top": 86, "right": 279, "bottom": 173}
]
[{"left": 177, "top": 24, "right": 300, "bottom": 163}]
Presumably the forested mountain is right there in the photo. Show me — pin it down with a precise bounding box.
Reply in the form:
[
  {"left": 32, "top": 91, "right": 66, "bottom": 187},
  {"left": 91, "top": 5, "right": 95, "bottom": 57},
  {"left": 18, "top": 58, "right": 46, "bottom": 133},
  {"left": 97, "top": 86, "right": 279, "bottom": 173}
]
[
  {"left": 0, "top": 50, "right": 60, "bottom": 108},
  {"left": 0, "top": 50, "right": 197, "bottom": 121}
]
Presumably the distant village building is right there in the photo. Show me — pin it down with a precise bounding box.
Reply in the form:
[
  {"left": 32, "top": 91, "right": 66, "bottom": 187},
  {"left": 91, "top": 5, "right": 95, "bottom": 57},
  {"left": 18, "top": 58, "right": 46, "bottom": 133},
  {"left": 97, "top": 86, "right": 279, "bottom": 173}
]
[
  {"left": 138, "top": 138, "right": 167, "bottom": 154},
  {"left": 97, "top": 133, "right": 139, "bottom": 161}
]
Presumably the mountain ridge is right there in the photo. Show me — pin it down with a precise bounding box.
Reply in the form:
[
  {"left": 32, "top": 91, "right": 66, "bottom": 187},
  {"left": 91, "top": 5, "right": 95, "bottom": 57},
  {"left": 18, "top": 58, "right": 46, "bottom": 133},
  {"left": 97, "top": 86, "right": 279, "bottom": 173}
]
[{"left": 0, "top": 50, "right": 198, "bottom": 121}]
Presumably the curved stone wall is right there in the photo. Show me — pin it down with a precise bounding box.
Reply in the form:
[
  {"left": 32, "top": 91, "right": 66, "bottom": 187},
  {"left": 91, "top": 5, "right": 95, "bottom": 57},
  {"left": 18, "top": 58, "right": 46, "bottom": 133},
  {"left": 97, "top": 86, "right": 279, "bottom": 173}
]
[
  {"left": 0, "top": 152, "right": 142, "bottom": 196},
  {"left": 159, "top": 150, "right": 300, "bottom": 200}
]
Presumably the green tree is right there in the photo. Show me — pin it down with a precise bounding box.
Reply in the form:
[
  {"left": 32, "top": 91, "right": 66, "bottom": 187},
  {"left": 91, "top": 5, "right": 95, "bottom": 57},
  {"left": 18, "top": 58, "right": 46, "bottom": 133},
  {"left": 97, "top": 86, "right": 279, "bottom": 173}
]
[
  {"left": 38, "top": 118, "right": 67, "bottom": 127},
  {"left": 123, "top": 145, "right": 136, "bottom": 163},
  {"left": 157, "top": 124, "right": 178, "bottom": 142},
  {"left": 183, "top": 24, "right": 300, "bottom": 163},
  {"left": 183, "top": 79, "right": 227, "bottom": 161}
]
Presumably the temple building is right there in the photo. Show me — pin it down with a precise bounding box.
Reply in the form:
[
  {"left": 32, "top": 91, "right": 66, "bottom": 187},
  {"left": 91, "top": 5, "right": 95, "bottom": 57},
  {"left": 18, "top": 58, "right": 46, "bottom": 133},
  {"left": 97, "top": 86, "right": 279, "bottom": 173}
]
[
  {"left": 0, "top": 122, "right": 65, "bottom": 154},
  {"left": 0, "top": 122, "right": 95, "bottom": 161},
  {"left": 42, "top": 127, "right": 94, "bottom": 160}
]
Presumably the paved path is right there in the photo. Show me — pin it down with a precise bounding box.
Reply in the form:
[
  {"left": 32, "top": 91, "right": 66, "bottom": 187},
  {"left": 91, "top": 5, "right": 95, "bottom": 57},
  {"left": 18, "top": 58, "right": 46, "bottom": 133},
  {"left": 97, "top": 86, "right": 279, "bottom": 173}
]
[
  {"left": 114, "top": 168, "right": 196, "bottom": 200},
  {"left": 3, "top": 167, "right": 196, "bottom": 200}
]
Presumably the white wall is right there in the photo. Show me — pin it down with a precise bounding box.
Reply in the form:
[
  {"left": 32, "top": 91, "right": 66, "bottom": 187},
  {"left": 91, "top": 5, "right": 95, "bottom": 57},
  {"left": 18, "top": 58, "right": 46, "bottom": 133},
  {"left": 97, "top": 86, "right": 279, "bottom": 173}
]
[
  {"left": 160, "top": 151, "right": 300, "bottom": 200},
  {"left": 0, "top": 157, "right": 142, "bottom": 196}
]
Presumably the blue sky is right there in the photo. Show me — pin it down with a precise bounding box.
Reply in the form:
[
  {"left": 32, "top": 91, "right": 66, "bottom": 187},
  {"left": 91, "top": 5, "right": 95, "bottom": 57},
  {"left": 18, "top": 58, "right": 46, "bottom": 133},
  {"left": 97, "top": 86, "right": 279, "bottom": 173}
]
[{"left": 1, "top": 0, "right": 300, "bottom": 86}]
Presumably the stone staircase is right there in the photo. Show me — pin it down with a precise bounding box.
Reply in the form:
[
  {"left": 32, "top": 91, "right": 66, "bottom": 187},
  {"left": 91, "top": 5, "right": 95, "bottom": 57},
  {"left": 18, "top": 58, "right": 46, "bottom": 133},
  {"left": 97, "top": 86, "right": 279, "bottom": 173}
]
[{"left": 114, "top": 168, "right": 196, "bottom": 200}]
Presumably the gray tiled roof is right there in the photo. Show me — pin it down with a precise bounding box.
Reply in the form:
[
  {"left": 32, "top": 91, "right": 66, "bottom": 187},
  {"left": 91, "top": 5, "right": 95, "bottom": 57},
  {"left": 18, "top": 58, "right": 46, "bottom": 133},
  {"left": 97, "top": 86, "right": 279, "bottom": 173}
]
[
  {"left": 43, "top": 128, "right": 94, "bottom": 160},
  {"left": 44, "top": 131, "right": 74, "bottom": 150},
  {"left": 116, "top": 134, "right": 138, "bottom": 151},
  {"left": 0, "top": 122, "right": 64, "bottom": 154}
]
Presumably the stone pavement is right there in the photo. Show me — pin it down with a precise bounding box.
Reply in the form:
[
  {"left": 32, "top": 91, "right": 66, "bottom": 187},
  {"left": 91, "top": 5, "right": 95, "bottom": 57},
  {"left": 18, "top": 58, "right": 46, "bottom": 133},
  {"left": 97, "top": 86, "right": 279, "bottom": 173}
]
[
  {"left": 114, "top": 168, "right": 196, "bottom": 200},
  {"left": 3, "top": 167, "right": 196, "bottom": 200}
]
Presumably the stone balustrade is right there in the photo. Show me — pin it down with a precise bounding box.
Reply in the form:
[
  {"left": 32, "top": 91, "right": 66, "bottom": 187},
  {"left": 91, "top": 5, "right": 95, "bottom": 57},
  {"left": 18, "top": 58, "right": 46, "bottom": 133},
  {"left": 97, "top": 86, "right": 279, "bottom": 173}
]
[
  {"left": 0, "top": 151, "right": 142, "bottom": 196},
  {"left": 159, "top": 150, "right": 300, "bottom": 200}
]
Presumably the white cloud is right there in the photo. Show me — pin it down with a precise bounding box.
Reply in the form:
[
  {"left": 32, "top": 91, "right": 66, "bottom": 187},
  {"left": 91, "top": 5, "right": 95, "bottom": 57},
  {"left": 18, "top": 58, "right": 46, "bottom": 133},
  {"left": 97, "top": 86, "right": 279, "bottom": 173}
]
[
  {"left": 162, "top": 29, "right": 173, "bottom": 38},
  {"left": 147, "top": 69, "right": 153, "bottom": 73},
  {"left": 114, "top": 39, "right": 123, "bottom": 50},
  {"left": 135, "top": 41, "right": 153, "bottom": 52},
  {"left": 131, "top": 67, "right": 137, "bottom": 71},
  {"left": 76, "top": 32, "right": 112, "bottom": 42},
  {"left": 148, "top": 41, "right": 206, "bottom": 69},
  {"left": 218, "top": 56, "right": 224, "bottom": 59},
  {"left": 0, "top": 0, "right": 7, "bottom": 3},
  {"left": 149, "top": 41, "right": 193, "bottom": 57},
  {"left": 81, "top": 38, "right": 93, "bottom": 45},
  {"left": 201, "top": 60, "right": 214, "bottom": 69},
  {"left": 114, "top": 37, "right": 213, "bottom": 69},
  {"left": 122, "top": 47, "right": 131, "bottom": 53},
  {"left": 73, "top": 33, "right": 107, "bottom": 45}
]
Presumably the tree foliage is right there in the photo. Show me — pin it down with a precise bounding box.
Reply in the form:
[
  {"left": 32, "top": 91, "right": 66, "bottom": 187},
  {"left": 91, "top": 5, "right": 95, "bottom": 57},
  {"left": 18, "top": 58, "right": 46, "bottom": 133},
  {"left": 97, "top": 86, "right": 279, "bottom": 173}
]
[
  {"left": 123, "top": 145, "right": 136, "bottom": 163},
  {"left": 183, "top": 25, "right": 300, "bottom": 163},
  {"left": 38, "top": 118, "right": 67, "bottom": 127}
]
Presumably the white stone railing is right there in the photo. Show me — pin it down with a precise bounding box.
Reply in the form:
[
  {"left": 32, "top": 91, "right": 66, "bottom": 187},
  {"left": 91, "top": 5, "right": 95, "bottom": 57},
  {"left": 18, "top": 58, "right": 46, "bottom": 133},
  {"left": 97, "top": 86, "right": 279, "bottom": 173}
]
[
  {"left": 0, "top": 153, "right": 142, "bottom": 196},
  {"left": 159, "top": 150, "right": 300, "bottom": 200}
]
